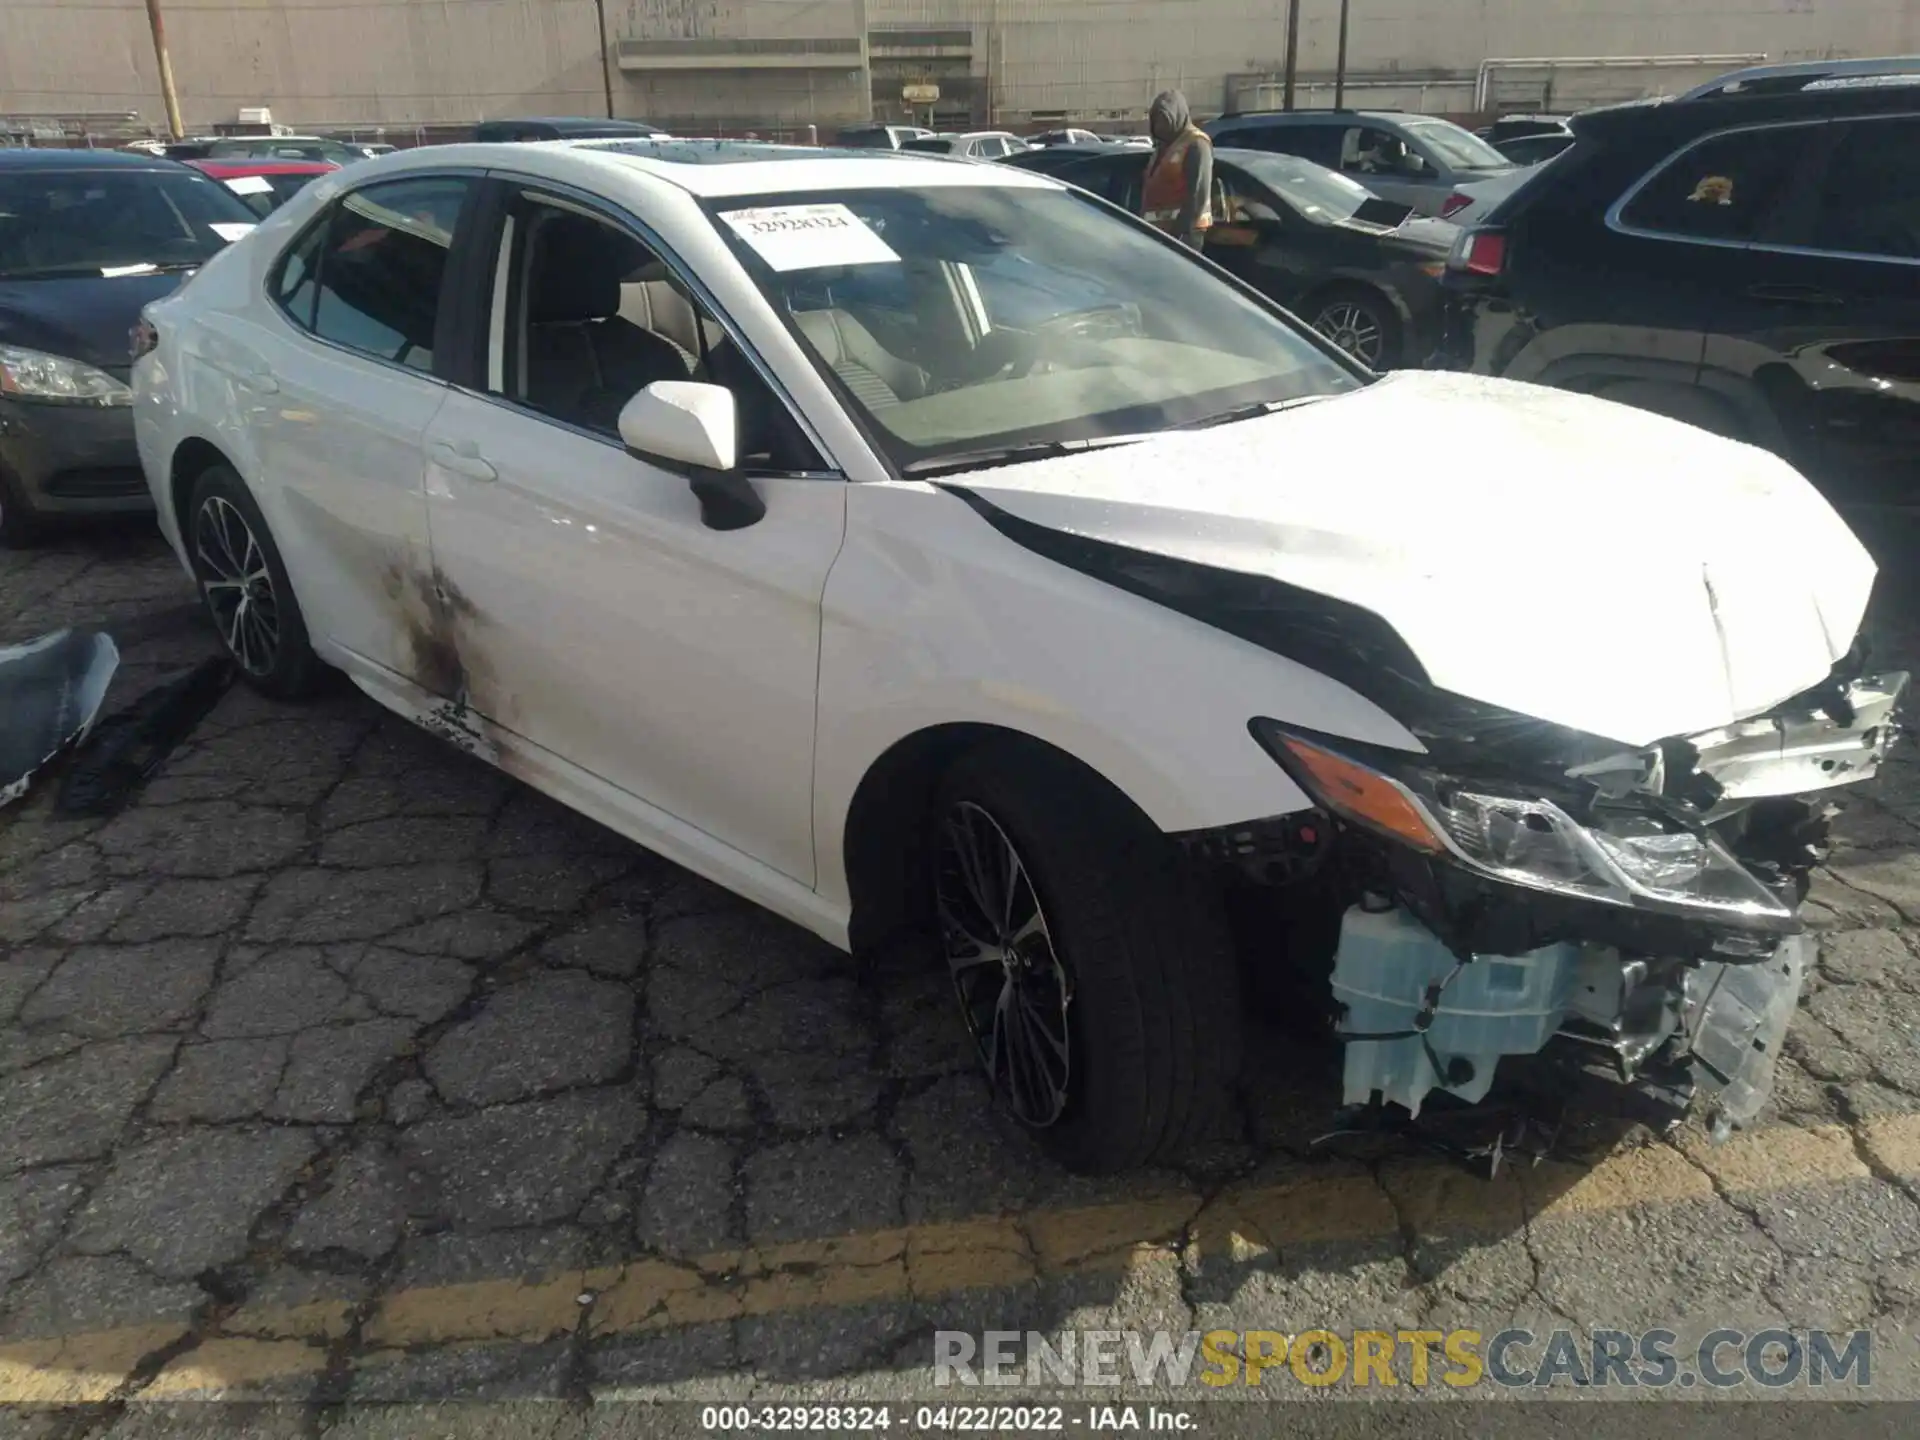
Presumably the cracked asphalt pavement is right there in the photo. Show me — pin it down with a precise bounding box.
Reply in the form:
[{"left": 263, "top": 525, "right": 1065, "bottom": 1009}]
[{"left": 7, "top": 524, "right": 1920, "bottom": 1431}]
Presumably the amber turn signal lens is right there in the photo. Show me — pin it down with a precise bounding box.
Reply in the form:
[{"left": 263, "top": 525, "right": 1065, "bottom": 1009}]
[{"left": 1276, "top": 736, "right": 1445, "bottom": 853}]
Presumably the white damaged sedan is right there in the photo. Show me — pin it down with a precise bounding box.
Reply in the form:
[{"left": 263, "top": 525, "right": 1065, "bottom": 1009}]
[{"left": 133, "top": 139, "right": 1905, "bottom": 1171}]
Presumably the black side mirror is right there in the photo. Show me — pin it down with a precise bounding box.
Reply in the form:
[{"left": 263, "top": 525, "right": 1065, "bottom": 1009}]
[{"left": 686, "top": 469, "right": 766, "bottom": 532}]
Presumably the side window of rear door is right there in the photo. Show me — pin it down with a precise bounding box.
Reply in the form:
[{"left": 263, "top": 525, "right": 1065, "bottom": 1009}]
[
  {"left": 1616, "top": 125, "right": 1814, "bottom": 245},
  {"left": 299, "top": 176, "right": 476, "bottom": 372},
  {"left": 1797, "top": 115, "right": 1920, "bottom": 261}
]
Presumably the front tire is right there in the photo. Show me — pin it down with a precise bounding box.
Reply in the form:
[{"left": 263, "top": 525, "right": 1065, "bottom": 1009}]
[
  {"left": 931, "top": 740, "right": 1243, "bottom": 1173},
  {"left": 186, "top": 465, "right": 323, "bottom": 700}
]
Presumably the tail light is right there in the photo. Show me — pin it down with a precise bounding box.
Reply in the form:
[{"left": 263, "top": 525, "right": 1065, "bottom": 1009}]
[
  {"left": 1439, "top": 191, "right": 1472, "bottom": 220},
  {"left": 1450, "top": 229, "right": 1507, "bottom": 277},
  {"left": 130, "top": 317, "right": 159, "bottom": 363}
]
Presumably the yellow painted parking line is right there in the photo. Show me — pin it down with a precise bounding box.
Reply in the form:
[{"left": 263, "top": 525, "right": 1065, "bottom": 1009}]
[{"left": 6, "top": 1114, "right": 1920, "bottom": 1399}]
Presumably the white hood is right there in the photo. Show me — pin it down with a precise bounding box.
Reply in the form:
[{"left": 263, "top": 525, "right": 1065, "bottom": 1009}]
[{"left": 959, "top": 372, "right": 1876, "bottom": 746}]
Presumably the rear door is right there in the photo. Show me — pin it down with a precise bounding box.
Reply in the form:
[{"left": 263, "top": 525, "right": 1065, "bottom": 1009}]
[
  {"left": 238, "top": 173, "right": 479, "bottom": 685},
  {"left": 1703, "top": 112, "right": 1920, "bottom": 507}
]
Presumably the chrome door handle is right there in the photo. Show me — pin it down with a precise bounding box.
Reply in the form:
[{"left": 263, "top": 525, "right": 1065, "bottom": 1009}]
[{"left": 429, "top": 440, "right": 497, "bottom": 482}]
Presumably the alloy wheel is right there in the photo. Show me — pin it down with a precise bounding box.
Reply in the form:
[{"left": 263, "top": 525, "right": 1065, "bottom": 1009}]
[
  {"left": 193, "top": 495, "right": 280, "bottom": 676},
  {"left": 1313, "top": 301, "right": 1385, "bottom": 367},
  {"left": 934, "top": 800, "right": 1074, "bottom": 1128}
]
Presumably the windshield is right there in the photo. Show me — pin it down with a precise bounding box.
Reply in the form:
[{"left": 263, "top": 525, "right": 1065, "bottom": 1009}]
[
  {"left": 903, "top": 138, "right": 955, "bottom": 154},
  {"left": 1402, "top": 119, "right": 1511, "bottom": 171},
  {"left": 708, "top": 185, "right": 1358, "bottom": 470},
  {"left": 0, "top": 168, "right": 256, "bottom": 278},
  {"left": 1223, "top": 152, "right": 1376, "bottom": 221}
]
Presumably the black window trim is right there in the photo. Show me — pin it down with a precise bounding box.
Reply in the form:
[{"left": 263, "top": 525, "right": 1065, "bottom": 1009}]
[
  {"left": 458, "top": 169, "right": 844, "bottom": 479},
  {"left": 1606, "top": 111, "right": 1920, "bottom": 269},
  {"left": 263, "top": 166, "right": 488, "bottom": 382}
]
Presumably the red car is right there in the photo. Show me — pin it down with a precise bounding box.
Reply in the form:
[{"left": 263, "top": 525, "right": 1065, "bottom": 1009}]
[{"left": 185, "top": 159, "right": 338, "bottom": 217}]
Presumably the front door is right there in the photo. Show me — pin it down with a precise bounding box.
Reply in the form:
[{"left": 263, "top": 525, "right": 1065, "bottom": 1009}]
[
  {"left": 1703, "top": 112, "right": 1920, "bottom": 510},
  {"left": 420, "top": 183, "right": 846, "bottom": 884}
]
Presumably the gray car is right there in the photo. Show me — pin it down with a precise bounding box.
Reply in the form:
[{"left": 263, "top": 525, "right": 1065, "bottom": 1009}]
[{"left": 1204, "top": 109, "right": 1515, "bottom": 216}]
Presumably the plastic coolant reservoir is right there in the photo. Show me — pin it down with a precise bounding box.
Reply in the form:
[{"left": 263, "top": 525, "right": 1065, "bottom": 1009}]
[{"left": 1330, "top": 906, "right": 1583, "bottom": 1116}]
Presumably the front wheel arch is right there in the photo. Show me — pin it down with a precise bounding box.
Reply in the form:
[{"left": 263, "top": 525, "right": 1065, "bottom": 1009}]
[
  {"left": 841, "top": 722, "right": 1162, "bottom": 957},
  {"left": 169, "top": 436, "right": 235, "bottom": 543}
]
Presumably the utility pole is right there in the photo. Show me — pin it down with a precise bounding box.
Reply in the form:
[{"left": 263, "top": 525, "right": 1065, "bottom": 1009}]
[
  {"left": 1334, "top": 0, "right": 1351, "bottom": 109},
  {"left": 593, "top": 0, "right": 616, "bottom": 118},
  {"left": 1281, "top": 0, "right": 1302, "bottom": 111},
  {"left": 143, "top": 0, "right": 185, "bottom": 139}
]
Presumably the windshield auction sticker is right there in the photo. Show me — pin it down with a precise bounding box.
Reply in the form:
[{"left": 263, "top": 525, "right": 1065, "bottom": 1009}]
[{"left": 720, "top": 203, "right": 900, "bottom": 270}]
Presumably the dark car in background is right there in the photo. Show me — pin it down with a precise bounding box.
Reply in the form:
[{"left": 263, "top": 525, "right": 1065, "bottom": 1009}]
[
  {"left": 1478, "top": 114, "right": 1577, "bottom": 165},
  {"left": 203, "top": 135, "right": 373, "bottom": 165},
  {"left": 1203, "top": 109, "right": 1516, "bottom": 215},
  {"left": 1439, "top": 57, "right": 1920, "bottom": 510},
  {"left": 1012, "top": 143, "right": 1456, "bottom": 368},
  {"left": 186, "top": 159, "right": 337, "bottom": 217},
  {"left": 472, "top": 117, "right": 667, "bottom": 143},
  {"left": 0, "top": 150, "right": 258, "bottom": 542}
]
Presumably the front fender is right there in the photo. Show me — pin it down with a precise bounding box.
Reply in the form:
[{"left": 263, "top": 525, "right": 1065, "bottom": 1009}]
[{"left": 811, "top": 482, "right": 1420, "bottom": 910}]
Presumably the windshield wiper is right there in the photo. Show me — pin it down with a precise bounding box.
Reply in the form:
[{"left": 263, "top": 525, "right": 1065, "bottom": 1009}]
[
  {"left": 902, "top": 434, "right": 1146, "bottom": 479},
  {"left": 1174, "top": 396, "right": 1329, "bottom": 431}
]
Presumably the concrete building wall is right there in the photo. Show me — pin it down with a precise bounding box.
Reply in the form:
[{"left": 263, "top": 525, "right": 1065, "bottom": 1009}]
[
  {"left": 1, "top": 0, "right": 1914, "bottom": 135},
  {"left": 0, "top": 0, "right": 611, "bottom": 130}
]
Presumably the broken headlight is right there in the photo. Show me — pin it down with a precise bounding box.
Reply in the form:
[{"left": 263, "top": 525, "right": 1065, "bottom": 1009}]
[{"left": 1250, "top": 721, "right": 1795, "bottom": 927}]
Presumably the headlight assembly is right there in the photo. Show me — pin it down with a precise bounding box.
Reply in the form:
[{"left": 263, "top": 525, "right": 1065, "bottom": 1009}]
[
  {"left": 1250, "top": 720, "right": 1794, "bottom": 926},
  {"left": 0, "top": 345, "right": 133, "bottom": 406}
]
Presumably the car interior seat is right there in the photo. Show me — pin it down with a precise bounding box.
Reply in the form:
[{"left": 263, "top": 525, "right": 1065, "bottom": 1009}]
[
  {"left": 521, "top": 215, "right": 692, "bottom": 432},
  {"left": 791, "top": 307, "right": 931, "bottom": 409}
]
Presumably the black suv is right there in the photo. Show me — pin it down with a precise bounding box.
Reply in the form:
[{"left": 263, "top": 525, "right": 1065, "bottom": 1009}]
[{"left": 1439, "top": 58, "right": 1920, "bottom": 509}]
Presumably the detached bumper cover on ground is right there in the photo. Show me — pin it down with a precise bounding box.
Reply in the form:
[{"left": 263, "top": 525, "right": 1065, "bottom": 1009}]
[{"left": 0, "top": 627, "right": 118, "bottom": 806}]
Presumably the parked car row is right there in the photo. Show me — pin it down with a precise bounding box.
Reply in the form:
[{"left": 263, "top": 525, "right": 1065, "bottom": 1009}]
[
  {"left": 1439, "top": 57, "right": 1920, "bottom": 510},
  {"left": 1005, "top": 142, "right": 1454, "bottom": 369}
]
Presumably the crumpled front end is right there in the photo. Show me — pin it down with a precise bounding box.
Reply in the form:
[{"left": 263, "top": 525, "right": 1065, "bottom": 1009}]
[{"left": 1201, "top": 660, "right": 1907, "bottom": 1141}]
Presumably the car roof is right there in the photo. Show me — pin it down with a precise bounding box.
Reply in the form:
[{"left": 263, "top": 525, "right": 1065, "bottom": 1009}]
[
  {"left": 1214, "top": 109, "right": 1402, "bottom": 126},
  {"left": 375, "top": 138, "right": 1060, "bottom": 198},
  {"left": 482, "top": 116, "right": 663, "bottom": 133},
  {"left": 0, "top": 148, "right": 190, "bottom": 170},
  {"left": 189, "top": 158, "right": 338, "bottom": 176},
  {"left": 1679, "top": 55, "right": 1920, "bottom": 100},
  {"left": 1574, "top": 62, "right": 1920, "bottom": 139}
]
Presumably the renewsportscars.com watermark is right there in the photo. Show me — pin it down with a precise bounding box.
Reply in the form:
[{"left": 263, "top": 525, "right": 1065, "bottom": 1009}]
[{"left": 934, "top": 1328, "right": 1873, "bottom": 1391}]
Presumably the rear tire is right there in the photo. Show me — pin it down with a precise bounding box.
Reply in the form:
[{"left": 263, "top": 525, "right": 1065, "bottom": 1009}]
[
  {"left": 931, "top": 739, "right": 1243, "bottom": 1173},
  {"left": 1307, "top": 286, "right": 1403, "bottom": 370},
  {"left": 186, "top": 464, "right": 324, "bottom": 700}
]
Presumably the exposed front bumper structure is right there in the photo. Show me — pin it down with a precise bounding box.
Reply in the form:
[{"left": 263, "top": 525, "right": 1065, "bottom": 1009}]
[{"left": 1212, "top": 668, "right": 1908, "bottom": 1143}]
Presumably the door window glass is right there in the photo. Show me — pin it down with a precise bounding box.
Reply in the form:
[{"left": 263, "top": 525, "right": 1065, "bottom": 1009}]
[
  {"left": 310, "top": 176, "right": 472, "bottom": 369},
  {"left": 496, "top": 197, "right": 821, "bottom": 469},
  {"left": 1804, "top": 117, "right": 1920, "bottom": 260},
  {"left": 271, "top": 217, "right": 327, "bottom": 328},
  {"left": 1342, "top": 127, "right": 1430, "bottom": 179},
  {"left": 1227, "top": 123, "right": 1335, "bottom": 167},
  {"left": 1620, "top": 126, "right": 1809, "bottom": 243}
]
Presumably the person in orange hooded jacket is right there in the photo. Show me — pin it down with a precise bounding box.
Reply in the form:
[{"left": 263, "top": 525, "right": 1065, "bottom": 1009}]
[{"left": 1141, "top": 89, "right": 1213, "bottom": 250}]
